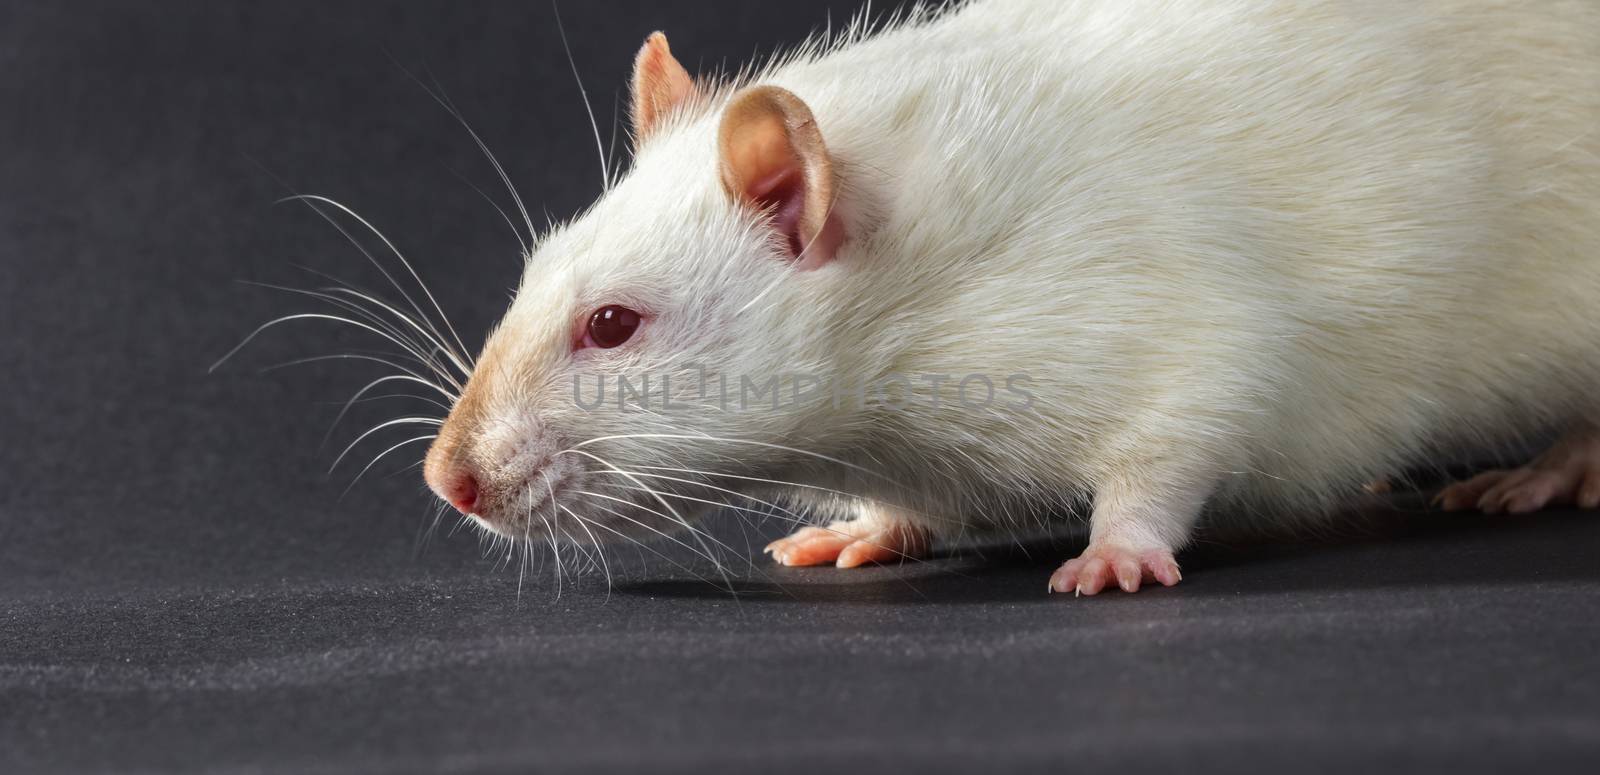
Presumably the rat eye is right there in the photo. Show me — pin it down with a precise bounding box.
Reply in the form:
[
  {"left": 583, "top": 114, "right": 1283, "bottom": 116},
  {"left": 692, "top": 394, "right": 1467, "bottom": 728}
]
[{"left": 586, "top": 305, "right": 641, "bottom": 349}]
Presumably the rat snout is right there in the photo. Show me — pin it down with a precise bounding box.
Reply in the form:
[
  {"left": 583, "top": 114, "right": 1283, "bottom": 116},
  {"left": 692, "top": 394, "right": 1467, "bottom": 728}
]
[
  {"left": 423, "top": 404, "right": 488, "bottom": 516},
  {"left": 437, "top": 469, "right": 479, "bottom": 515},
  {"left": 423, "top": 449, "right": 482, "bottom": 516},
  {"left": 422, "top": 396, "right": 562, "bottom": 526},
  {"left": 423, "top": 373, "right": 497, "bottom": 517}
]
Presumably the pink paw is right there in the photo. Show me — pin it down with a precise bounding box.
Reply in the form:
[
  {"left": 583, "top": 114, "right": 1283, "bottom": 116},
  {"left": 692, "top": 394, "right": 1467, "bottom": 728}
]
[
  {"left": 764, "top": 519, "right": 930, "bottom": 569},
  {"left": 1048, "top": 544, "right": 1181, "bottom": 595},
  {"left": 1434, "top": 425, "right": 1600, "bottom": 514}
]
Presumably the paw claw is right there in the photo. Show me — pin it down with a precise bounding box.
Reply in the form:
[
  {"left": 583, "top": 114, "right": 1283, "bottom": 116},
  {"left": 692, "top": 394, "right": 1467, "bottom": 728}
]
[
  {"left": 1114, "top": 558, "right": 1142, "bottom": 593},
  {"left": 1049, "top": 544, "right": 1179, "bottom": 597},
  {"left": 1147, "top": 553, "right": 1182, "bottom": 587}
]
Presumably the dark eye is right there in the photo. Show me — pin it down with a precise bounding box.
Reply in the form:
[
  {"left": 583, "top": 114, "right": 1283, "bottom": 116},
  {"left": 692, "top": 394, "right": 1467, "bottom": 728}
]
[{"left": 586, "top": 305, "right": 641, "bottom": 349}]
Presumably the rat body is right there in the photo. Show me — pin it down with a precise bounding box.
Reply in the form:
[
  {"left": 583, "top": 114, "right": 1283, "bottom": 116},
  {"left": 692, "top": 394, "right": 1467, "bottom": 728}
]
[{"left": 422, "top": 0, "right": 1600, "bottom": 594}]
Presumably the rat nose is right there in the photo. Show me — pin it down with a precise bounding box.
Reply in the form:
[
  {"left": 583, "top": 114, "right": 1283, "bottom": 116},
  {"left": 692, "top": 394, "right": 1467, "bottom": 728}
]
[{"left": 440, "top": 471, "right": 479, "bottom": 515}]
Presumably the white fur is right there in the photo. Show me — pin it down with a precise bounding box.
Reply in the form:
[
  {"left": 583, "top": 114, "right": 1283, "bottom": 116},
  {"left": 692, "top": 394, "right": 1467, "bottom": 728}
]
[{"left": 442, "top": 0, "right": 1600, "bottom": 555}]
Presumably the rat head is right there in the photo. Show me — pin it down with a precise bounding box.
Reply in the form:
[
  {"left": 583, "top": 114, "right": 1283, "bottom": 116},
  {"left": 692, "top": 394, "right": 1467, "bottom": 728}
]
[{"left": 422, "top": 34, "right": 855, "bottom": 542}]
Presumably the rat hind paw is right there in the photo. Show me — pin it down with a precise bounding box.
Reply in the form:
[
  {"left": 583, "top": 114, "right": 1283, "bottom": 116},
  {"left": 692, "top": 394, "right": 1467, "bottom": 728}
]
[
  {"left": 1049, "top": 543, "right": 1181, "bottom": 596},
  {"left": 764, "top": 518, "right": 931, "bottom": 569},
  {"left": 1434, "top": 424, "right": 1600, "bottom": 513}
]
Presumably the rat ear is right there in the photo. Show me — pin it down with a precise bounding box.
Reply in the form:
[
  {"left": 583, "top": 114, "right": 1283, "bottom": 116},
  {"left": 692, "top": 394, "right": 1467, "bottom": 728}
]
[
  {"left": 717, "top": 85, "right": 844, "bottom": 269},
  {"left": 630, "top": 32, "right": 697, "bottom": 145}
]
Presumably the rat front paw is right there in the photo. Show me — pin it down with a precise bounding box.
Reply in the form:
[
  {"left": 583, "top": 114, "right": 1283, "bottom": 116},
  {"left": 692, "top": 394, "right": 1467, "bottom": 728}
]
[
  {"left": 764, "top": 519, "right": 931, "bottom": 568},
  {"left": 1048, "top": 543, "right": 1181, "bottom": 596}
]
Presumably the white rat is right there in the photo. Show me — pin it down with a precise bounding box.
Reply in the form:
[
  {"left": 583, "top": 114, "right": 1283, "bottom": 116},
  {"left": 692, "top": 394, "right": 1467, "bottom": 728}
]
[{"left": 419, "top": 0, "right": 1600, "bottom": 595}]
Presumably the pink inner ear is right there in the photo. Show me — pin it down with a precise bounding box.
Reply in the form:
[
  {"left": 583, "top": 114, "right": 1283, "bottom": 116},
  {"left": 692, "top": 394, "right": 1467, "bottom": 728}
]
[{"left": 747, "top": 169, "right": 807, "bottom": 257}]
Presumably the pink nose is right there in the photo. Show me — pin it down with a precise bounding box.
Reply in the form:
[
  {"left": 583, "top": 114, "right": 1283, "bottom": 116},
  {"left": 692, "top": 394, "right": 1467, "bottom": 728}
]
[{"left": 442, "top": 472, "right": 479, "bottom": 515}]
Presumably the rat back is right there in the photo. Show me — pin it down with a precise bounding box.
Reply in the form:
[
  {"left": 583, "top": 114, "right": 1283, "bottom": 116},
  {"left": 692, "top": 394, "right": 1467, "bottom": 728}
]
[{"left": 743, "top": 0, "right": 1600, "bottom": 528}]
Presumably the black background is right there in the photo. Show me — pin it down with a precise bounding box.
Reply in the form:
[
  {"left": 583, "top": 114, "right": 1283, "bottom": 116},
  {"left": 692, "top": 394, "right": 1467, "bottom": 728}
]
[{"left": 4, "top": 2, "right": 1599, "bottom": 772}]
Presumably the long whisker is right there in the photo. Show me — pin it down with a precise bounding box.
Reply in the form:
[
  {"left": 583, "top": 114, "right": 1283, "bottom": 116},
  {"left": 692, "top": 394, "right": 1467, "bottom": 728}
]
[
  {"left": 628, "top": 464, "right": 957, "bottom": 527},
  {"left": 549, "top": 473, "right": 612, "bottom": 598},
  {"left": 319, "top": 286, "right": 472, "bottom": 377},
  {"left": 543, "top": 502, "right": 565, "bottom": 599},
  {"left": 243, "top": 162, "right": 471, "bottom": 368},
  {"left": 211, "top": 313, "right": 460, "bottom": 387},
  {"left": 388, "top": 55, "right": 539, "bottom": 250},
  {"left": 320, "top": 373, "right": 453, "bottom": 445},
  {"left": 416, "top": 500, "right": 451, "bottom": 556},
  {"left": 273, "top": 364, "right": 452, "bottom": 461},
  {"left": 605, "top": 94, "right": 622, "bottom": 184},
  {"left": 560, "top": 522, "right": 604, "bottom": 576},
  {"left": 560, "top": 504, "right": 613, "bottom": 599},
  {"left": 344, "top": 392, "right": 451, "bottom": 413},
  {"left": 330, "top": 417, "right": 444, "bottom": 473},
  {"left": 445, "top": 165, "right": 531, "bottom": 258},
  {"left": 517, "top": 490, "right": 534, "bottom": 602},
  {"left": 595, "top": 482, "right": 786, "bottom": 525},
  {"left": 341, "top": 434, "right": 437, "bottom": 498},
  {"left": 242, "top": 280, "right": 463, "bottom": 385},
  {"left": 576, "top": 506, "right": 724, "bottom": 589},
  {"left": 573, "top": 433, "right": 902, "bottom": 486},
  {"left": 278, "top": 194, "right": 473, "bottom": 367},
  {"left": 261, "top": 353, "right": 454, "bottom": 400},
  {"left": 594, "top": 480, "right": 927, "bottom": 565},
  {"left": 631, "top": 464, "right": 880, "bottom": 502},
  {"left": 275, "top": 191, "right": 461, "bottom": 361},
  {"left": 558, "top": 449, "right": 741, "bottom": 587},
  {"left": 285, "top": 261, "right": 469, "bottom": 361},
  {"left": 315, "top": 383, "right": 451, "bottom": 475},
  {"left": 605, "top": 469, "right": 810, "bottom": 524},
  {"left": 568, "top": 489, "right": 726, "bottom": 569},
  {"left": 552, "top": 0, "right": 611, "bottom": 190}
]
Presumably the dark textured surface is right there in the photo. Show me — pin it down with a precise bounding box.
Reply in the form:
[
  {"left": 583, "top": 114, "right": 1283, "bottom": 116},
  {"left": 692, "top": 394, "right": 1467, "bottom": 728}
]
[
  {"left": 6, "top": 506, "right": 1600, "bottom": 774},
  {"left": 3, "top": 2, "right": 1599, "bottom": 773}
]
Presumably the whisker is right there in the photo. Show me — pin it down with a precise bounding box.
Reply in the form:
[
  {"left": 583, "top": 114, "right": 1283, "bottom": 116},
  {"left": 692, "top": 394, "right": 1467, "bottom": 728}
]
[
  {"left": 341, "top": 434, "right": 437, "bottom": 498},
  {"left": 332, "top": 391, "right": 453, "bottom": 413},
  {"left": 605, "top": 93, "right": 622, "bottom": 185},
  {"left": 445, "top": 164, "right": 530, "bottom": 258},
  {"left": 388, "top": 54, "right": 539, "bottom": 251},
  {"left": 277, "top": 194, "right": 474, "bottom": 368},
  {"left": 242, "top": 163, "right": 472, "bottom": 368},
  {"left": 551, "top": 472, "right": 611, "bottom": 599},
  {"left": 595, "top": 481, "right": 930, "bottom": 567},
  {"left": 541, "top": 506, "right": 565, "bottom": 599},
  {"left": 557, "top": 449, "right": 741, "bottom": 590},
  {"left": 573, "top": 433, "right": 903, "bottom": 486},
  {"left": 243, "top": 281, "right": 463, "bottom": 387},
  {"left": 319, "top": 371, "right": 454, "bottom": 446},
  {"left": 560, "top": 506, "right": 611, "bottom": 591},
  {"left": 628, "top": 464, "right": 957, "bottom": 527},
  {"left": 317, "top": 285, "right": 471, "bottom": 377},
  {"left": 210, "top": 313, "right": 461, "bottom": 394},
  {"left": 282, "top": 261, "right": 469, "bottom": 363},
  {"left": 577, "top": 507, "right": 724, "bottom": 589},
  {"left": 552, "top": 0, "right": 611, "bottom": 190},
  {"left": 603, "top": 469, "right": 810, "bottom": 524},
  {"left": 262, "top": 353, "right": 453, "bottom": 398},
  {"left": 416, "top": 500, "right": 451, "bottom": 556},
  {"left": 330, "top": 417, "right": 443, "bottom": 474},
  {"left": 568, "top": 488, "right": 726, "bottom": 570}
]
